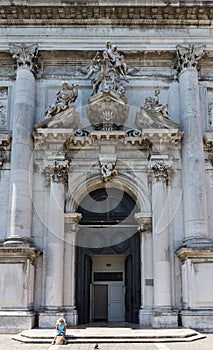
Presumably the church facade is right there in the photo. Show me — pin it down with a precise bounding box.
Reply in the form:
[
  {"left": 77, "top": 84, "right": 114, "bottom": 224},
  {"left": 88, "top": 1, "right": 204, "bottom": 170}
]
[{"left": 0, "top": 0, "right": 213, "bottom": 333}]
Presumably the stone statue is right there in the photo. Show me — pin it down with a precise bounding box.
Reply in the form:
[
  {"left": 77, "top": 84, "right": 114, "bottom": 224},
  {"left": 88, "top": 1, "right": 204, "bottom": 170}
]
[
  {"left": 144, "top": 90, "right": 169, "bottom": 119},
  {"left": 45, "top": 82, "right": 78, "bottom": 118},
  {"left": 81, "top": 41, "right": 134, "bottom": 96}
]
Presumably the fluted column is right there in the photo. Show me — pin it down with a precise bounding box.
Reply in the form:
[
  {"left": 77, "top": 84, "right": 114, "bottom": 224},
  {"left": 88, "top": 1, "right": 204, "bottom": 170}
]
[
  {"left": 149, "top": 159, "right": 177, "bottom": 327},
  {"left": 64, "top": 213, "right": 82, "bottom": 326},
  {"left": 42, "top": 160, "right": 69, "bottom": 311},
  {"left": 5, "top": 43, "right": 38, "bottom": 245},
  {"left": 176, "top": 44, "right": 209, "bottom": 244}
]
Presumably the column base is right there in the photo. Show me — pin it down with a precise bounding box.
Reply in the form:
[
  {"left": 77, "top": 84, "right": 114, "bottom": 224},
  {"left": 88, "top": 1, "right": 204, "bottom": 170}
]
[
  {"left": 139, "top": 308, "right": 152, "bottom": 326},
  {"left": 181, "top": 309, "right": 213, "bottom": 333},
  {"left": 0, "top": 310, "right": 36, "bottom": 333},
  {"left": 151, "top": 310, "right": 178, "bottom": 328},
  {"left": 39, "top": 310, "right": 66, "bottom": 328},
  {"left": 3, "top": 236, "right": 34, "bottom": 247},
  {"left": 65, "top": 307, "right": 78, "bottom": 326},
  {"left": 183, "top": 237, "right": 213, "bottom": 248}
]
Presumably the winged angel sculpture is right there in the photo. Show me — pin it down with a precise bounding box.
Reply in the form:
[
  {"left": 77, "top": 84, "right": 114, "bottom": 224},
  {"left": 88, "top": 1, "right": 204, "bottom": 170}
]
[{"left": 80, "top": 41, "right": 136, "bottom": 96}]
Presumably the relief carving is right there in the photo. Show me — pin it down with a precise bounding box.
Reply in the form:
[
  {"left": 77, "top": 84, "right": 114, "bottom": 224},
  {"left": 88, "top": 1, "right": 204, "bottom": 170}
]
[{"left": 208, "top": 102, "right": 213, "bottom": 129}]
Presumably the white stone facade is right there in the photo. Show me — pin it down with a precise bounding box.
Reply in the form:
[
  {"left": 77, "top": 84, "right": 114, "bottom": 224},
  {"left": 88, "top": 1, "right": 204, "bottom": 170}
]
[{"left": 0, "top": 0, "right": 213, "bottom": 333}]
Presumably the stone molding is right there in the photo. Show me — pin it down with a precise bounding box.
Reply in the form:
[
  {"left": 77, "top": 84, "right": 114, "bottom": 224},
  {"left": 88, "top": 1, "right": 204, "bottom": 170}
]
[
  {"left": 176, "top": 246, "right": 213, "bottom": 261},
  {"left": 0, "top": 245, "right": 40, "bottom": 263},
  {"left": 9, "top": 43, "right": 39, "bottom": 75},
  {"left": 0, "top": 5, "right": 213, "bottom": 27},
  {"left": 33, "top": 128, "right": 74, "bottom": 150}
]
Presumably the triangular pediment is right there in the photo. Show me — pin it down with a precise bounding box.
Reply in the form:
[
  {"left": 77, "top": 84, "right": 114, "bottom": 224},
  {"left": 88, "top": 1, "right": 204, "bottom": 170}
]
[
  {"left": 34, "top": 105, "right": 79, "bottom": 130},
  {"left": 136, "top": 106, "right": 180, "bottom": 130}
]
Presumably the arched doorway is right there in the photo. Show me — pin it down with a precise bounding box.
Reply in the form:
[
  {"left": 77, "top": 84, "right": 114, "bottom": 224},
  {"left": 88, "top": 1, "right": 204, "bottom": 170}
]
[{"left": 76, "top": 187, "right": 141, "bottom": 324}]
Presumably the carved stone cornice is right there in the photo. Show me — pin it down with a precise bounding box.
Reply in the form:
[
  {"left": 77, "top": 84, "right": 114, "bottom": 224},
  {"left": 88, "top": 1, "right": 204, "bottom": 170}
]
[
  {"left": 40, "top": 159, "right": 69, "bottom": 184},
  {"left": 33, "top": 128, "right": 74, "bottom": 150},
  {"left": 176, "top": 44, "right": 205, "bottom": 74},
  {"left": 9, "top": 43, "right": 39, "bottom": 75},
  {"left": 1, "top": 6, "right": 213, "bottom": 27},
  {"left": 148, "top": 159, "right": 174, "bottom": 183},
  {"left": 142, "top": 129, "right": 183, "bottom": 146}
]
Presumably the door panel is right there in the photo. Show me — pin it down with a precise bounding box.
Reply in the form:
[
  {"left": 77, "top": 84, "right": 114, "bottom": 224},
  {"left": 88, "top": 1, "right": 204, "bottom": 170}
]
[
  {"left": 108, "top": 284, "right": 124, "bottom": 322},
  {"left": 93, "top": 284, "right": 108, "bottom": 320}
]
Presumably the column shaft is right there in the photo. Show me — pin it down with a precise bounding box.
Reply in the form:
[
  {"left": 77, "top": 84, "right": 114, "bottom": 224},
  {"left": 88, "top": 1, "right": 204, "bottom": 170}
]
[
  {"left": 177, "top": 44, "right": 209, "bottom": 242},
  {"left": 46, "top": 181, "right": 65, "bottom": 309},
  {"left": 152, "top": 179, "right": 171, "bottom": 309},
  {"left": 7, "top": 68, "right": 35, "bottom": 240}
]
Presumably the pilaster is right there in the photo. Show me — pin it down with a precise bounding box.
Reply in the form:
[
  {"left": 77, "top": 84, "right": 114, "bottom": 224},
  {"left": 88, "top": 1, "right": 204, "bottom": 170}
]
[
  {"left": 64, "top": 213, "right": 82, "bottom": 326},
  {"left": 148, "top": 157, "right": 178, "bottom": 328},
  {"left": 39, "top": 158, "right": 69, "bottom": 328}
]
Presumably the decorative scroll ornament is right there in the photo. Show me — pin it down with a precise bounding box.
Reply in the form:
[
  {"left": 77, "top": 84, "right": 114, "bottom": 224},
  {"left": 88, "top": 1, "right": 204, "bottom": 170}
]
[
  {"left": 10, "top": 43, "right": 39, "bottom": 75},
  {"left": 45, "top": 82, "right": 79, "bottom": 118},
  {"left": 80, "top": 41, "right": 136, "bottom": 96},
  {"left": 148, "top": 160, "right": 173, "bottom": 183},
  {"left": 40, "top": 160, "right": 69, "bottom": 184},
  {"left": 176, "top": 44, "right": 205, "bottom": 74}
]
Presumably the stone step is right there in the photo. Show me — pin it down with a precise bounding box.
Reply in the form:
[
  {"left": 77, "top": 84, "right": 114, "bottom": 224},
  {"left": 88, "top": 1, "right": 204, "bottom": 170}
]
[{"left": 12, "top": 328, "right": 206, "bottom": 344}]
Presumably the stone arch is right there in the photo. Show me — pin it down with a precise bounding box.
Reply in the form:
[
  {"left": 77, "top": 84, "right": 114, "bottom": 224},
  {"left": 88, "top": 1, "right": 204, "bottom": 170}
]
[{"left": 66, "top": 171, "right": 151, "bottom": 214}]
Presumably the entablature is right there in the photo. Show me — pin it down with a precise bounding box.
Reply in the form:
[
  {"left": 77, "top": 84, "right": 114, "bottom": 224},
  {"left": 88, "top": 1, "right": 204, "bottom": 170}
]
[{"left": 0, "top": 4, "right": 212, "bottom": 27}]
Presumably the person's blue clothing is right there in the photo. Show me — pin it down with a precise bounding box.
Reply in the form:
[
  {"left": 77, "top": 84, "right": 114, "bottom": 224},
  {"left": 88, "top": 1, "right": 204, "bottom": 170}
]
[{"left": 57, "top": 322, "right": 67, "bottom": 336}]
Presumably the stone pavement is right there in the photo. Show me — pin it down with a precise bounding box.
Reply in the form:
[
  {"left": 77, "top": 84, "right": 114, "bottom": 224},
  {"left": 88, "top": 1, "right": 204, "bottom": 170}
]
[{"left": 1, "top": 333, "right": 213, "bottom": 350}]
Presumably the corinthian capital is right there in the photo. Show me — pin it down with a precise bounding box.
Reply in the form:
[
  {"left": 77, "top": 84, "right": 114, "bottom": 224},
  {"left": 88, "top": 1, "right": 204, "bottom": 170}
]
[
  {"left": 176, "top": 44, "right": 205, "bottom": 74},
  {"left": 40, "top": 160, "right": 69, "bottom": 185},
  {"left": 10, "top": 43, "right": 39, "bottom": 74},
  {"left": 148, "top": 160, "right": 173, "bottom": 183}
]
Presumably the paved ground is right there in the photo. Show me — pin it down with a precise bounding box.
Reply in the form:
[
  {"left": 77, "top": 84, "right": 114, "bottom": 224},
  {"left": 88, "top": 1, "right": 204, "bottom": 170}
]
[{"left": 1, "top": 334, "right": 213, "bottom": 350}]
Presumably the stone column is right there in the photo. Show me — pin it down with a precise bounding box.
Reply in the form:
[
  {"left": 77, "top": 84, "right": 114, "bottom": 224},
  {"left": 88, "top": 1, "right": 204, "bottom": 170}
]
[
  {"left": 149, "top": 159, "right": 178, "bottom": 328},
  {"left": 39, "top": 160, "right": 69, "bottom": 328},
  {"left": 5, "top": 43, "right": 38, "bottom": 245},
  {"left": 176, "top": 44, "right": 209, "bottom": 244},
  {"left": 64, "top": 213, "right": 82, "bottom": 326}
]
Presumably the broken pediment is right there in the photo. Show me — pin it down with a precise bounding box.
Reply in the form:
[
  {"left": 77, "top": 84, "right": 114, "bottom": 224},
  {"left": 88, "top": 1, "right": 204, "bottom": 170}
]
[
  {"left": 135, "top": 90, "right": 180, "bottom": 130},
  {"left": 136, "top": 106, "right": 180, "bottom": 130},
  {"left": 34, "top": 105, "right": 80, "bottom": 130},
  {"left": 87, "top": 90, "right": 128, "bottom": 130}
]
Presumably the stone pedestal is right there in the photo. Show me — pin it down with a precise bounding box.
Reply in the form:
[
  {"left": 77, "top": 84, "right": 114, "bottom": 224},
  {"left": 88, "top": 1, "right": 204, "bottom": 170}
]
[{"left": 0, "top": 245, "right": 39, "bottom": 332}]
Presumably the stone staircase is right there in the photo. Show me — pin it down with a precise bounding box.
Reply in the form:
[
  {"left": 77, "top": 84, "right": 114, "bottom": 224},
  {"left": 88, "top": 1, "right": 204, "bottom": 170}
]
[{"left": 12, "top": 326, "right": 206, "bottom": 344}]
